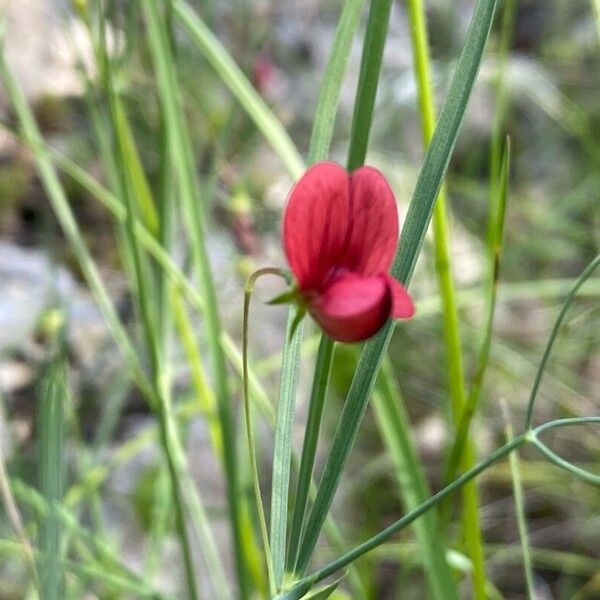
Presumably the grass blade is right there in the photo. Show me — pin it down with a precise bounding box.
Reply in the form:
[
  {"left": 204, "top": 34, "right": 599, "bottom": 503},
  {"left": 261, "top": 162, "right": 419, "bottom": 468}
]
[
  {"left": 504, "top": 408, "right": 536, "bottom": 599},
  {"left": 37, "top": 357, "right": 67, "bottom": 600},
  {"left": 142, "top": 1, "right": 251, "bottom": 595},
  {"left": 0, "top": 41, "right": 149, "bottom": 397},
  {"left": 372, "top": 361, "right": 458, "bottom": 600},
  {"left": 444, "top": 138, "right": 510, "bottom": 484},
  {"left": 295, "top": 0, "right": 499, "bottom": 574},
  {"left": 270, "top": 314, "right": 303, "bottom": 588},
  {"left": 286, "top": 337, "right": 334, "bottom": 573},
  {"left": 172, "top": 0, "right": 304, "bottom": 179},
  {"left": 346, "top": 0, "right": 393, "bottom": 170},
  {"left": 307, "top": 0, "right": 366, "bottom": 163}
]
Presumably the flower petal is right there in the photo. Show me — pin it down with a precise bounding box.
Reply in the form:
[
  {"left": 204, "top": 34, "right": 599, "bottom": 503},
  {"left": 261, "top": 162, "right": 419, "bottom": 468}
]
[
  {"left": 343, "top": 166, "right": 399, "bottom": 275},
  {"left": 309, "top": 273, "right": 391, "bottom": 343},
  {"left": 383, "top": 274, "right": 415, "bottom": 318},
  {"left": 283, "top": 162, "right": 351, "bottom": 290}
]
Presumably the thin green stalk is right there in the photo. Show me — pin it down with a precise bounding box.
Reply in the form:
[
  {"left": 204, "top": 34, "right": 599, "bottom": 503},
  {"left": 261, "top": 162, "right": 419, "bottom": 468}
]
[
  {"left": 286, "top": 337, "right": 334, "bottom": 574},
  {"left": 294, "top": 0, "right": 499, "bottom": 576},
  {"left": 243, "top": 269, "right": 286, "bottom": 595},
  {"left": 347, "top": 0, "right": 394, "bottom": 170},
  {"left": 37, "top": 358, "right": 66, "bottom": 600},
  {"left": 525, "top": 254, "right": 600, "bottom": 428},
  {"left": 404, "top": 0, "right": 484, "bottom": 595},
  {"left": 307, "top": 0, "right": 366, "bottom": 162},
  {"left": 487, "top": 0, "right": 516, "bottom": 255},
  {"left": 372, "top": 361, "right": 458, "bottom": 600},
  {"left": 408, "top": 0, "right": 486, "bottom": 600},
  {"left": 277, "top": 433, "right": 528, "bottom": 600},
  {"left": 271, "top": 313, "right": 303, "bottom": 589},
  {"left": 444, "top": 139, "right": 510, "bottom": 485},
  {"left": 99, "top": 10, "right": 200, "bottom": 593},
  {"left": 505, "top": 415, "right": 535, "bottom": 599},
  {"left": 142, "top": 2, "right": 249, "bottom": 595}
]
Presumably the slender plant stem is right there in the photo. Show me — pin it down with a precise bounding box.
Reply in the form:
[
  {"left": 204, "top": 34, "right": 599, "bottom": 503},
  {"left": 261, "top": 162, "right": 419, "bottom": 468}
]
[
  {"left": 286, "top": 336, "right": 334, "bottom": 573},
  {"left": 409, "top": 0, "right": 489, "bottom": 595},
  {"left": 505, "top": 415, "right": 536, "bottom": 599},
  {"left": 372, "top": 360, "right": 458, "bottom": 600},
  {"left": 444, "top": 139, "right": 510, "bottom": 486},
  {"left": 143, "top": 2, "right": 250, "bottom": 595},
  {"left": 525, "top": 254, "right": 600, "bottom": 429},
  {"left": 270, "top": 315, "right": 303, "bottom": 588},
  {"left": 277, "top": 433, "right": 528, "bottom": 599},
  {"left": 101, "top": 12, "right": 199, "bottom": 594},
  {"left": 243, "top": 268, "right": 288, "bottom": 595},
  {"left": 347, "top": 0, "right": 393, "bottom": 171}
]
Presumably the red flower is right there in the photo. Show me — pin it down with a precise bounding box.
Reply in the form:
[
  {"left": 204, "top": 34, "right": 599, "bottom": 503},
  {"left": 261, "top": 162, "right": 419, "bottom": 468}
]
[{"left": 282, "top": 161, "right": 414, "bottom": 343}]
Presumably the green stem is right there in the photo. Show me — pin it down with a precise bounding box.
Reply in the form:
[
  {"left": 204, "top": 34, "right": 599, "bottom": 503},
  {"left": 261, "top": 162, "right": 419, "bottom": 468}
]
[
  {"left": 525, "top": 255, "right": 600, "bottom": 429},
  {"left": 372, "top": 361, "right": 458, "bottom": 600},
  {"left": 280, "top": 433, "right": 528, "bottom": 599},
  {"left": 405, "top": 0, "right": 487, "bottom": 595},
  {"left": 143, "top": 2, "right": 249, "bottom": 595},
  {"left": 243, "top": 268, "right": 288, "bottom": 595},
  {"left": 286, "top": 336, "right": 334, "bottom": 573},
  {"left": 505, "top": 419, "right": 535, "bottom": 599},
  {"left": 37, "top": 358, "right": 66, "bottom": 600},
  {"left": 444, "top": 139, "right": 510, "bottom": 486},
  {"left": 347, "top": 0, "right": 394, "bottom": 171},
  {"left": 102, "top": 19, "right": 199, "bottom": 596},
  {"left": 271, "top": 314, "right": 303, "bottom": 588}
]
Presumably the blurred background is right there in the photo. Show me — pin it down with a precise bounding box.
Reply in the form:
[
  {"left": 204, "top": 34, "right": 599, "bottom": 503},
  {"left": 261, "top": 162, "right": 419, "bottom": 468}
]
[{"left": 0, "top": 0, "right": 598, "bottom": 598}]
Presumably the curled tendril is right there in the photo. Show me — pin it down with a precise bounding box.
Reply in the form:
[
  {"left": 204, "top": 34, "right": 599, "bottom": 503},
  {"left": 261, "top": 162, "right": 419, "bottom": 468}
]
[
  {"left": 525, "top": 255, "right": 600, "bottom": 428},
  {"left": 524, "top": 254, "right": 600, "bottom": 484}
]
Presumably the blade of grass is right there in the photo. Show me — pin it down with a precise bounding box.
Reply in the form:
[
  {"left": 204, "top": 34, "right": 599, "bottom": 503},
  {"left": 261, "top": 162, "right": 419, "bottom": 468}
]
[
  {"left": 307, "top": 0, "right": 366, "bottom": 162},
  {"left": 141, "top": 1, "right": 249, "bottom": 595},
  {"left": 0, "top": 39, "right": 150, "bottom": 398},
  {"left": 110, "top": 97, "right": 160, "bottom": 235},
  {"left": 285, "top": 336, "right": 334, "bottom": 574},
  {"left": 100, "top": 9, "right": 199, "bottom": 594},
  {"left": 295, "top": 0, "right": 499, "bottom": 575},
  {"left": 503, "top": 407, "right": 536, "bottom": 599},
  {"left": 444, "top": 138, "right": 510, "bottom": 485},
  {"left": 37, "top": 356, "right": 67, "bottom": 600},
  {"left": 372, "top": 360, "right": 458, "bottom": 600},
  {"left": 279, "top": 433, "right": 529, "bottom": 599},
  {"left": 404, "top": 0, "right": 482, "bottom": 594},
  {"left": 172, "top": 0, "right": 304, "bottom": 179},
  {"left": 270, "top": 313, "right": 303, "bottom": 588},
  {"left": 346, "top": 0, "right": 393, "bottom": 171}
]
